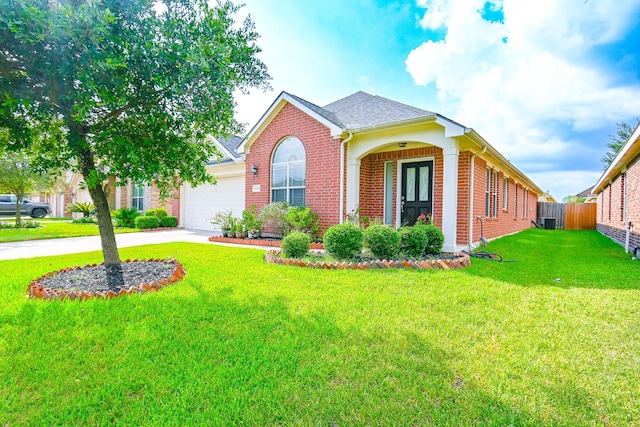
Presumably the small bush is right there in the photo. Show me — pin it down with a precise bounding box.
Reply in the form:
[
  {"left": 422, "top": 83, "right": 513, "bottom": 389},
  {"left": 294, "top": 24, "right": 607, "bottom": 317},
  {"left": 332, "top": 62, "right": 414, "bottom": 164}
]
[
  {"left": 134, "top": 215, "right": 159, "bottom": 229},
  {"left": 72, "top": 217, "right": 97, "bottom": 224},
  {"left": 364, "top": 225, "right": 400, "bottom": 259},
  {"left": 145, "top": 208, "right": 168, "bottom": 219},
  {"left": 285, "top": 206, "right": 320, "bottom": 239},
  {"left": 112, "top": 207, "right": 140, "bottom": 228},
  {"left": 0, "top": 221, "right": 13, "bottom": 229},
  {"left": 423, "top": 225, "right": 445, "bottom": 254},
  {"left": 323, "top": 223, "right": 363, "bottom": 260},
  {"left": 259, "top": 202, "right": 290, "bottom": 236},
  {"left": 399, "top": 226, "right": 428, "bottom": 257},
  {"left": 160, "top": 216, "right": 178, "bottom": 227},
  {"left": 281, "top": 231, "right": 311, "bottom": 259}
]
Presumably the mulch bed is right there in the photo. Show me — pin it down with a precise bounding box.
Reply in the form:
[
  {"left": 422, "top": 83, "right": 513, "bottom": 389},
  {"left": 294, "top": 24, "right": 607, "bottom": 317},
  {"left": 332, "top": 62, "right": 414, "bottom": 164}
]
[
  {"left": 208, "top": 235, "right": 324, "bottom": 249},
  {"left": 28, "top": 258, "right": 186, "bottom": 301},
  {"left": 264, "top": 251, "right": 471, "bottom": 270}
]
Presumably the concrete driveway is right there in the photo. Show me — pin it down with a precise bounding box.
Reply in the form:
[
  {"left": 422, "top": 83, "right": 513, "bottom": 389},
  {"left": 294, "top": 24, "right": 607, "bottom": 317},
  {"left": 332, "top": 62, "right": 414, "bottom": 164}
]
[{"left": 0, "top": 229, "right": 218, "bottom": 260}]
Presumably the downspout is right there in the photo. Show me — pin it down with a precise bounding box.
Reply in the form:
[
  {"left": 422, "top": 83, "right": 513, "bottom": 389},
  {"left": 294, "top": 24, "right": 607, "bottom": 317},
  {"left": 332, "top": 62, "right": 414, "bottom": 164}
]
[
  {"left": 339, "top": 131, "right": 354, "bottom": 224},
  {"left": 468, "top": 146, "right": 487, "bottom": 250}
]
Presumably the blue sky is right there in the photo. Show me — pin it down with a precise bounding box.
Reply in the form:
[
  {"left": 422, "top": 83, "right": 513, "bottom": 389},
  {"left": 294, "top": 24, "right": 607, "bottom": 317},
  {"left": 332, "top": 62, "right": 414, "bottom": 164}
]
[{"left": 233, "top": 0, "right": 640, "bottom": 200}]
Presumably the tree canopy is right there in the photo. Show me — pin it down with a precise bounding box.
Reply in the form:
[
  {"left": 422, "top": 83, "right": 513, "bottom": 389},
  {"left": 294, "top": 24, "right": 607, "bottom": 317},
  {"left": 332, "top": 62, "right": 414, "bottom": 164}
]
[
  {"left": 0, "top": 0, "right": 270, "bottom": 287},
  {"left": 601, "top": 119, "right": 639, "bottom": 170}
]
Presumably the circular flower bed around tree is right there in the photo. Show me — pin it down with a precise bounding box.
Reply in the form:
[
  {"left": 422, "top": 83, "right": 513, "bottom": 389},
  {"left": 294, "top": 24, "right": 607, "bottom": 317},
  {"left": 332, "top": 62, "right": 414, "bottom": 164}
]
[{"left": 27, "top": 258, "right": 186, "bottom": 301}]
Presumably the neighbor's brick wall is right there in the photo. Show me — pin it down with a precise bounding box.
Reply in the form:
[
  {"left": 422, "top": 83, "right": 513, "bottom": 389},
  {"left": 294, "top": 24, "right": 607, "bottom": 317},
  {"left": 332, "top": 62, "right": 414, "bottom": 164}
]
[
  {"left": 245, "top": 103, "right": 342, "bottom": 232},
  {"left": 596, "top": 153, "right": 640, "bottom": 250},
  {"left": 472, "top": 156, "right": 537, "bottom": 244},
  {"left": 358, "top": 146, "right": 444, "bottom": 227}
]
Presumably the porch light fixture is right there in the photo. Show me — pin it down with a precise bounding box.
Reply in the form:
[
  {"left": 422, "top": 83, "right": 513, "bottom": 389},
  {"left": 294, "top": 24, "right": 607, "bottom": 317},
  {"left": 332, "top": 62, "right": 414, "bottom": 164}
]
[
  {"left": 398, "top": 142, "right": 407, "bottom": 148},
  {"left": 251, "top": 164, "right": 258, "bottom": 176}
]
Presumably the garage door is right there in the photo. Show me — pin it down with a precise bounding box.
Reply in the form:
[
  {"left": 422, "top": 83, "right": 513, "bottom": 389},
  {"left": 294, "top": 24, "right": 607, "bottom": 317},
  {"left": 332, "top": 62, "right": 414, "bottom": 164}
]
[{"left": 183, "top": 175, "right": 245, "bottom": 231}]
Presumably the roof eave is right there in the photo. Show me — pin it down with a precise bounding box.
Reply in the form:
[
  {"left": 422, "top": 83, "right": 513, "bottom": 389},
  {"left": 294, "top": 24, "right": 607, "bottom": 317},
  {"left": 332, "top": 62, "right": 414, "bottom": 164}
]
[
  {"left": 592, "top": 124, "right": 640, "bottom": 194},
  {"left": 465, "top": 129, "right": 544, "bottom": 195}
]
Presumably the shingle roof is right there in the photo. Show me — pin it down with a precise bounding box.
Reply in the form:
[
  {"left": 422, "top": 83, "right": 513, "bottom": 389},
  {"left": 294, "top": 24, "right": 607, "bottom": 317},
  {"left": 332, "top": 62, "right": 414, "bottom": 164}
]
[
  {"left": 322, "top": 91, "right": 435, "bottom": 130},
  {"left": 286, "top": 92, "right": 343, "bottom": 128},
  {"left": 219, "top": 135, "right": 244, "bottom": 158}
]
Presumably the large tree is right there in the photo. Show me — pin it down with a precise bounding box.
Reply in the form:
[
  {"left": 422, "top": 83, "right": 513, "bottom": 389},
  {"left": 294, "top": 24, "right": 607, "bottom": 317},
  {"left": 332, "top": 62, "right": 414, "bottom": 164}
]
[
  {"left": 0, "top": 0, "right": 269, "bottom": 288},
  {"left": 601, "top": 119, "right": 639, "bottom": 169}
]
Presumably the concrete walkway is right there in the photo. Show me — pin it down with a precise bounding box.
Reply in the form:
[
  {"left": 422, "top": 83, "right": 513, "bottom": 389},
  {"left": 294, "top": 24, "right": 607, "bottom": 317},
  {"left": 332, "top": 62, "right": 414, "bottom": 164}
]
[{"left": 0, "top": 229, "right": 273, "bottom": 260}]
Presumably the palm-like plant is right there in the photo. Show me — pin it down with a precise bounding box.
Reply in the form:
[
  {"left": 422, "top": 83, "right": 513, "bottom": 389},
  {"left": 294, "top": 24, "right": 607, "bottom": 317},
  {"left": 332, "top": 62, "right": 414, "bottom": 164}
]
[{"left": 66, "top": 201, "right": 95, "bottom": 218}]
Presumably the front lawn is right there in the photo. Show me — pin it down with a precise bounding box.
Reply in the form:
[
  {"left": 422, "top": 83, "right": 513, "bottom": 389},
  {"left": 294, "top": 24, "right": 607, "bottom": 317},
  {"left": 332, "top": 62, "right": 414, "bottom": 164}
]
[
  {"left": 0, "top": 219, "right": 139, "bottom": 243},
  {"left": 1, "top": 230, "right": 638, "bottom": 425}
]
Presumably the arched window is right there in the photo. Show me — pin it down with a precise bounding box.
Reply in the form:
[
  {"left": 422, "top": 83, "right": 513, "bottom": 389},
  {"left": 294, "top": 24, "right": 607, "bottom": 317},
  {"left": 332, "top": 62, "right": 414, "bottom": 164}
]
[{"left": 271, "top": 137, "right": 306, "bottom": 206}]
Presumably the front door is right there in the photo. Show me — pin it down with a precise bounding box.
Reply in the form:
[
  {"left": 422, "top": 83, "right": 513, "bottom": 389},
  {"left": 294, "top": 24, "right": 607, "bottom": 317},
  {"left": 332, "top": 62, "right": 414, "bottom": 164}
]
[{"left": 401, "top": 161, "right": 433, "bottom": 225}]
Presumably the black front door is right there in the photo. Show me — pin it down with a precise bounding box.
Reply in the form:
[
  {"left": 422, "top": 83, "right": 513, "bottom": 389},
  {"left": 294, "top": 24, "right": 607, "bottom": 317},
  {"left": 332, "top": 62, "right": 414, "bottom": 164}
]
[{"left": 401, "top": 161, "right": 433, "bottom": 225}]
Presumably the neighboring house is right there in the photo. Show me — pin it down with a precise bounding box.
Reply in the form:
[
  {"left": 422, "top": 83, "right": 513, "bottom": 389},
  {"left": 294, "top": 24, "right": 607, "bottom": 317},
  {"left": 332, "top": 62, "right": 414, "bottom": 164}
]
[
  {"left": 239, "top": 91, "right": 542, "bottom": 252},
  {"left": 538, "top": 191, "right": 557, "bottom": 203},
  {"left": 593, "top": 123, "right": 640, "bottom": 253},
  {"left": 65, "top": 174, "right": 180, "bottom": 220},
  {"left": 180, "top": 135, "right": 245, "bottom": 231}
]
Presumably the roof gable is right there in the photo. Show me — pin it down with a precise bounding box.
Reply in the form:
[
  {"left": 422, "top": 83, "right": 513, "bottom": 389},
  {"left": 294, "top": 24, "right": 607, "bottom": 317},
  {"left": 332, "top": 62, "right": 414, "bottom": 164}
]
[{"left": 324, "top": 91, "right": 435, "bottom": 130}]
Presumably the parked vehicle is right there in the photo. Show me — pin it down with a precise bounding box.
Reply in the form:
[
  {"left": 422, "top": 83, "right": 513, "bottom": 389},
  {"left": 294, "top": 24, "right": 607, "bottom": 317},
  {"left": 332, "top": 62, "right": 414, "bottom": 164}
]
[{"left": 0, "top": 194, "right": 52, "bottom": 218}]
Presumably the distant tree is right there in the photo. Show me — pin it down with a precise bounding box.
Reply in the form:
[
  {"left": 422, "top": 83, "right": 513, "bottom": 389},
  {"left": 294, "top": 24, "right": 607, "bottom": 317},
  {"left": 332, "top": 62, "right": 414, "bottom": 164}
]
[
  {"left": 601, "top": 120, "right": 640, "bottom": 169},
  {"left": 0, "top": 149, "right": 56, "bottom": 226},
  {"left": 562, "top": 195, "right": 586, "bottom": 204},
  {"left": 0, "top": 0, "right": 269, "bottom": 288}
]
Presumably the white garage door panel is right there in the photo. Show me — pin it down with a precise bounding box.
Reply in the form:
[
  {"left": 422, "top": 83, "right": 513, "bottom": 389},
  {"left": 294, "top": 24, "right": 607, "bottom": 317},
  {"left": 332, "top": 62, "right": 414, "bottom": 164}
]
[{"left": 183, "top": 175, "right": 245, "bottom": 231}]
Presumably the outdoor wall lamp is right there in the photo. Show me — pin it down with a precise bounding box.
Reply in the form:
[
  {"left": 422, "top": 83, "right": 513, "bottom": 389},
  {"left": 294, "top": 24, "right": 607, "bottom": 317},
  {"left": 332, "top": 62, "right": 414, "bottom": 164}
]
[
  {"left": 251, "top": 164, "right": 258, "bottom": 176},
  {"left": 398, "top": 142, "right": 407, "bottom": 148}
]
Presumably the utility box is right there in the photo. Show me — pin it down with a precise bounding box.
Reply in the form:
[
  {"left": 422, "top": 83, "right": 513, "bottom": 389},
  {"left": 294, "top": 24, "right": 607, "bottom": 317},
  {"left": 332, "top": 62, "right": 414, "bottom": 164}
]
[{"left": 542, "top": 217, "right": 556, "bottom": 230}]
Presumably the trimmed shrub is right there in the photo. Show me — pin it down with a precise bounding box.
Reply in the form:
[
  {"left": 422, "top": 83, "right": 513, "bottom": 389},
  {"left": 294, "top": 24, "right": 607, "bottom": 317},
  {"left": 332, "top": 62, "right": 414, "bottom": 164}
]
[
  {"left": 399, "top": 226, "right": 428, "bottom": 258},
  {"left": 423, "top": 224, "right": 445, "bottom": 254},
  {"left": 145, "top": 208, "right": 168, "bottom": 219},
  {"left": 281, "top": 231, "right": 311, "bottom": 259},
  {"left": 323, "top": 223, "right": 363, "bottom": 260},
  {"left": 285, "top": 206, "right": 320, "bottom": 239},
  {"left": 72, "top": 216, "right": 97, "bottom": 224},
  {"left": 259, "top": 202, "right": 290, "bottom": 236},
  {"left": 134, "top": 215, "right": 159, "bottom": 229},
  {"left": 364, "top": 225, "right": 400, "bottom": 259},
  {"left": 160, "top": 216, "right": 178, "bottom": 227}
]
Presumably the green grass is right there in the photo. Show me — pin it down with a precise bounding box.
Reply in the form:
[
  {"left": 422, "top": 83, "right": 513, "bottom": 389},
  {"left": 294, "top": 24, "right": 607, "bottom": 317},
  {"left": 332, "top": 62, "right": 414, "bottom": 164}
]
[
  {"left": 1, "top": 229, "right": 639, "bottom": 425},
  {"left": 0, "top": 219, "right": 139, "bottom": 242}
]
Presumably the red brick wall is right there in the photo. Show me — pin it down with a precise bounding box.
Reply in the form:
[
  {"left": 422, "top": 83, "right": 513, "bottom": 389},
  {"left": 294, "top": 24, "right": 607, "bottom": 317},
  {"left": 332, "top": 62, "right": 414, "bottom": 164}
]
[
  {"left": 597, "top": 153, "right": 640, "bottom": 250},
  {"left": 245, "top": 103, "right": 342, "bottom": 231},
  {"left": 149, "top": 183, "right": 180, "bottom": 221},
  {"left": 471, "top": 156, "right": 537, "bottom": 244}
]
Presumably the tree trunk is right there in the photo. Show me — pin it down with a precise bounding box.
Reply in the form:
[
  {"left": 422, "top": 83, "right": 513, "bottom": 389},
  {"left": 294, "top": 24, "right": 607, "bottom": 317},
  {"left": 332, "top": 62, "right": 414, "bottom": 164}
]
[
  {"left": 14, "top": 195, "right": 22, "bottom": 227},
  {"left": 78, "top": 148, "right": 125, "bottom": 290}
]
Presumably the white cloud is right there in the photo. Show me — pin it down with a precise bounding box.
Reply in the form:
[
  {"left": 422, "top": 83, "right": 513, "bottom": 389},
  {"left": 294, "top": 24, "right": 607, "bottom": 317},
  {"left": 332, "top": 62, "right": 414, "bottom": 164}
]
[
  {"left": 406, "top": 0, "right": 640, "bottom": 175},
  {"left": 528, "top": 170, "right": 603, "bottom": 200}
]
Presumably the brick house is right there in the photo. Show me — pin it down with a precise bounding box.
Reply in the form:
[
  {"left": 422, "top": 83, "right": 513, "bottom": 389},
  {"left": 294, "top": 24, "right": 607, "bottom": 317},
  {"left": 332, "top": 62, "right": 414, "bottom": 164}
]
[
  {"left": 593, "top": 123, "right": 640, "bottom": 253},
  {"left": 239, "top": 91, "right": 542, "bottom": 252}
]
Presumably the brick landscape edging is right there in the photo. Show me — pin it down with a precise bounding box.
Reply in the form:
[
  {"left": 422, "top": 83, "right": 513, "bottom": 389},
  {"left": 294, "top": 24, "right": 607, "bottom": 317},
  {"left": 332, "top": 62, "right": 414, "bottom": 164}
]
[
  {"left": 208, "top": 236, "right": 324, "bottom": 249},
  {"left": 27, "top": 258, "right": 186, "bottom": 301},
  {"left": 264, "top": 251, "right": 471, "bottom": 270}
]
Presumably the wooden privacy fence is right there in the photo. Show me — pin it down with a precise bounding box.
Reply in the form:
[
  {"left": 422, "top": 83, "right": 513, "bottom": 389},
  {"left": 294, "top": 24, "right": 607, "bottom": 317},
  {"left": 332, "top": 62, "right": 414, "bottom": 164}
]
[{"left": 537, "top": 202, "right": 597, "bottom": 230}]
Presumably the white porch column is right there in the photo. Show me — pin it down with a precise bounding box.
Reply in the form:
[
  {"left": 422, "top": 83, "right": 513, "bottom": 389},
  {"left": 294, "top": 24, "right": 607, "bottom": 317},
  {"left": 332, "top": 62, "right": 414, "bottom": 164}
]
[
  {"left": 441, "top": 145, "right": 459, "bottom": 253},
  {"left": 345, "top": 158, "right": 361, "bottom": 216}
]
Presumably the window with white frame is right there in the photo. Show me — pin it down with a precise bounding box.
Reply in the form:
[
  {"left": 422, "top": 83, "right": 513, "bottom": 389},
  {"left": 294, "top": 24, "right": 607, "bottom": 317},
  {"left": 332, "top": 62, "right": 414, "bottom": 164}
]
[
  {"left": 503, "top": 177, "right": 508, "bottom": 211},
  {"left": 492, "top": 170, "right": 499, "bottom": 217},
  {"left": 271, "top": 137, "right": 306, "bottom": 206},
  {"left": 132, "top": 183, "right": 144, "bottom": 211},
  {"left": 514, "top": 183, "right": 518, "bottom": 218},
  {"left": 485, "top": 168, "right": 491, "bottom": 217}
]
